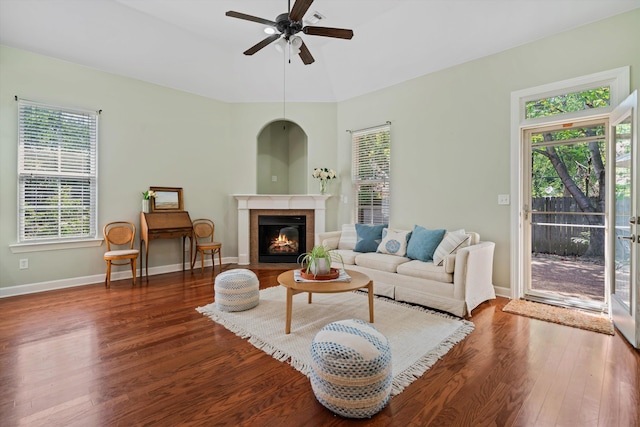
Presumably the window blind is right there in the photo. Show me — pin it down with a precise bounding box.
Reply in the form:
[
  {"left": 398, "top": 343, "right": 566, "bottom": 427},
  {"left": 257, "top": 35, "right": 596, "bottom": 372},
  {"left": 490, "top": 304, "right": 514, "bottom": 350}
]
[
  {"left": 351, "top": 124, "right": 391, "bottom": 225},
  {"left": 18, "top": 100, "right": 98, "bottom": 242}
]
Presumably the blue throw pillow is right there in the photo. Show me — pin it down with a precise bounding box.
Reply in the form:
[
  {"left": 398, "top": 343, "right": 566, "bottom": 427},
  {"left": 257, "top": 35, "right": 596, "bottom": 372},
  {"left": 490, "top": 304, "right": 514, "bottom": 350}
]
[
  {"left": 406, "top": 225, "right": 446, "bottom": 262},
  {"left": 354, "top": 223, "right": 387, "bottom": 253}
]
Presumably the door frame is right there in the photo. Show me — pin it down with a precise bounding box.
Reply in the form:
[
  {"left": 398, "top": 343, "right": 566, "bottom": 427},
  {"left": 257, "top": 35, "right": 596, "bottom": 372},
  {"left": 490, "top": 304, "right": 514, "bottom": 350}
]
[
  {"left": 521, "top": 119, "right": 609, "bottom": 311},
  {"left": 510, "top": 67, "right": 630, "bottom": 300},
  {"left": 609, "top": 90, "right": 638, "bottom": 348}
]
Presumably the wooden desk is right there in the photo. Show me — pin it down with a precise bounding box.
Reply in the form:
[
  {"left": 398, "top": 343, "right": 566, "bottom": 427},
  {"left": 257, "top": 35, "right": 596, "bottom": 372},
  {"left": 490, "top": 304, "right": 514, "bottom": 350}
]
[{"left": 140, "top": 211, "right": 193, "bottom": 278}]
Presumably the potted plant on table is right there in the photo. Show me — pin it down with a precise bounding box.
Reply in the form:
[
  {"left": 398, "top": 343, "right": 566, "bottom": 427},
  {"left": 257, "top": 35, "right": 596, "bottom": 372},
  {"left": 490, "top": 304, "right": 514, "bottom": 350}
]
[{"left": 298, "top": 245, "right": 344, "bottom": 278}]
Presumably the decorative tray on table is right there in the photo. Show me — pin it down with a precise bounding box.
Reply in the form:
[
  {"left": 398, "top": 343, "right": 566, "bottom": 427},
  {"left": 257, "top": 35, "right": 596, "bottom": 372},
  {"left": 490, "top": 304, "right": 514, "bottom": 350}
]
[{"left": 299, "top": 268, "right": 340, "bottom": 281}]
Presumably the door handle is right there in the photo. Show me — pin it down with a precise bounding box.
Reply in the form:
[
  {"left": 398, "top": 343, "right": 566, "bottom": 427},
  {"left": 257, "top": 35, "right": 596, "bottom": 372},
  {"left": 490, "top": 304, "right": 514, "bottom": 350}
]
[
  {"left": 617, "top": 234, "right": 636, "bottom": 243},
  {"left": 630, "top": 216, "right": 637, "bottom": 224}
]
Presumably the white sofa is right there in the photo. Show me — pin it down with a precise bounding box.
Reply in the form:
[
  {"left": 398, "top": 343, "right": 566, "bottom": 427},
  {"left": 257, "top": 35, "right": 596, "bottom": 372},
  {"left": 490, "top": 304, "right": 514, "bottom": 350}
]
[{"left": 318, "top": 225, "right": 496, "bottom": 317}]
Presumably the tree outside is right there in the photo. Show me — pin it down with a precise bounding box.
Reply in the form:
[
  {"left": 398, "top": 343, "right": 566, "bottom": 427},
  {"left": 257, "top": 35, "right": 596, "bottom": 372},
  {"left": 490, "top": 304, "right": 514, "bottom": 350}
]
[{"left": 528, "top": 87, "right": 610, "bottom": 258}]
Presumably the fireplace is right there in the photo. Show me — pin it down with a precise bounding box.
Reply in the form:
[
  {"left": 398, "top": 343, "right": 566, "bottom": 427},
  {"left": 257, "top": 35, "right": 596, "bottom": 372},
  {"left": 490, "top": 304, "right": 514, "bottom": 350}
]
[
  {"left": 258, "top": 215, "right": 306, "bottom": 263},
  {"left": 234, "top": 194, "right": 329, "bottom": 265}
]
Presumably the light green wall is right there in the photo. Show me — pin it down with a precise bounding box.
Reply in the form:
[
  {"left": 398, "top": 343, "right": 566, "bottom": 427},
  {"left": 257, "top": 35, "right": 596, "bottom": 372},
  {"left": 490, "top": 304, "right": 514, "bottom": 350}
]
[
  {"left": 288, "top": 124, "right": 308, "bottom": 194},
  {"left": 1, "top": 9, "right": 638, "bottom": 291},
  {"left": 256, "top": 120, "right": 308, "bottom": 194},
  {"left": 337, "top": 9, "right": 640, "bottom": 289},
  {"left": 0, "top": 46, "right": 338, "bottom": 288}
]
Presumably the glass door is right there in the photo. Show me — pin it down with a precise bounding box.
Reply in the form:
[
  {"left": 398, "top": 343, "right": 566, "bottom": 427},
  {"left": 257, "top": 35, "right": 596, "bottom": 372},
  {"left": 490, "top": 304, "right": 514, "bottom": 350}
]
[
  {"left": 524, "top": 120, "right": 608, "bottom": 311},
  {"left": 610, "top": 91, "right": 638, "bottom": 349}
]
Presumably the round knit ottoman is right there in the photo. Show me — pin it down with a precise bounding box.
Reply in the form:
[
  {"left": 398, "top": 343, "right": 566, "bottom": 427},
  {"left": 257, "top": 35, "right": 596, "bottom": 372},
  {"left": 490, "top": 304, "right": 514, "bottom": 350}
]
[
  {"left": 214, "top": 269, "right": 259, "bottom": 312},
  {"left": 310, "top": 319, "right": 392, "bottom": 419}
]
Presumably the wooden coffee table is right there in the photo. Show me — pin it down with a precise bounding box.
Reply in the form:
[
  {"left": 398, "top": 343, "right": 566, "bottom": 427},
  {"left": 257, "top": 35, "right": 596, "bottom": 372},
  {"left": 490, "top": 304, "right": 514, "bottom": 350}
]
[{"left": 277, "top": 269, "right": 374, "bottom": 334}]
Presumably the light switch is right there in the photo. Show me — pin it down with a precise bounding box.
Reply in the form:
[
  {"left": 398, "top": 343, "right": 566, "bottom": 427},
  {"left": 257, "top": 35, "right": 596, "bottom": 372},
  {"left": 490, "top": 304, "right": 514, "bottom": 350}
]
[
  {"left": 272, "top": 176, "right": 277, "bottom": 182},
  {"left": 498, "top": 194, "right": 510, "bottom": 205}
]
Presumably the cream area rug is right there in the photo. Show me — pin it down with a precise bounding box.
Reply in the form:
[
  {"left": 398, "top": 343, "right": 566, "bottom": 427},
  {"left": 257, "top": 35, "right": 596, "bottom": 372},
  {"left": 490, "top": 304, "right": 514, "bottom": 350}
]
[
  {"left": 197, "top": 286, "right": 474, "bottom": 396},
  {"left": 503, "top": 299, "right": 614, "bottom": 335}
]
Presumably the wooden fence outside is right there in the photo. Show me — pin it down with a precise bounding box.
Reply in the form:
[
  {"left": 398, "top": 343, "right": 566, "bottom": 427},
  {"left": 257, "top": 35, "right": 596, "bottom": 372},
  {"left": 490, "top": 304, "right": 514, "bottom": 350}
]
[{"left": 530, "top": 197, "right": 629, "bottom": 257}]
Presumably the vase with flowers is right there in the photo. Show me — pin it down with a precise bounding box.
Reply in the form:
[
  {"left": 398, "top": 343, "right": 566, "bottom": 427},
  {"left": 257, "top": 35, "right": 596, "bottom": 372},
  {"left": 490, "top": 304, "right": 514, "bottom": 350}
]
[
  {"left": 312, "top": 167, "right": 336, "bottom": 195},
  {"left": 141, "top": 190, "right": 157, "bottom": 213}
]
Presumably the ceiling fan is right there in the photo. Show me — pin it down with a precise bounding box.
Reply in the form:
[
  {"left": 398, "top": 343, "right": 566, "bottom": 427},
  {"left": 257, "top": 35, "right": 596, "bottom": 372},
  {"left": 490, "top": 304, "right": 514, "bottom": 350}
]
[{"left": 226, "top": 0, "right": 354, "bottom": 65}]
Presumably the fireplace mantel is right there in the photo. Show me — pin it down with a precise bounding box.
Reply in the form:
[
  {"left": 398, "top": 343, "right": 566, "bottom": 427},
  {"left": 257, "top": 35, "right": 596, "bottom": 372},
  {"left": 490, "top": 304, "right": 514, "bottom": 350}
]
[{"left": 234, "top": 194, "right": 330, "bottom": 265}]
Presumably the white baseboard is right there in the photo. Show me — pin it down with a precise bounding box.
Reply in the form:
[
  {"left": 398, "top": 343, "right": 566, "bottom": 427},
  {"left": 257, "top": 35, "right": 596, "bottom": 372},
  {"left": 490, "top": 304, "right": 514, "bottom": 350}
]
[
  {"left": 494, "top": 285, "right": 511, "bottom": 298},
  {"left": 0, "top": 256, "right": 238, "bottom": 298}
]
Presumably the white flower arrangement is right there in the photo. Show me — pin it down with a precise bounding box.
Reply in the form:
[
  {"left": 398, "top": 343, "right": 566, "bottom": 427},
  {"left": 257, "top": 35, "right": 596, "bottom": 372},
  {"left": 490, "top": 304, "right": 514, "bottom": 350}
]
[
  {"left": 142, "top": 190, "right": 157, "bottom": 200},
  {"left": 313, "top": 167, "right": 336, "bottom": 194},
  {"left": 312, "top": 167, "right": 336, "bottom": 181}
]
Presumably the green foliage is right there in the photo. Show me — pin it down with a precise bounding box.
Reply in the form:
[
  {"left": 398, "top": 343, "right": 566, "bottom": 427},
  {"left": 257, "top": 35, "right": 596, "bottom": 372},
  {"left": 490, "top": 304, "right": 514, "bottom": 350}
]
[
  {"left": 528, "top": 87, "right": 611, "bottom": 257},
  {"left": 526, "top": 86, "right": 610, "bottom": 119},
  {"left": 531, "top": 125, "right": 606, "bottom": 202},
  {"left": 297, "top": 245, "right": 344, "bottom": 276}
]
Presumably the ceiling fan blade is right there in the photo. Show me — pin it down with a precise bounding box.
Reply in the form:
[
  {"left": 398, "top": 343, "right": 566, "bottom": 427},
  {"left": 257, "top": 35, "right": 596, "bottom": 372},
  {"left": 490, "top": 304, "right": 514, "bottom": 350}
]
[
  {"left": 243, "top": 34, "right": 281, "bottom": 56},
  {"left": 303, "top": 26, "right": 354, "bottom": 39},
  {"left": 299, "top": 41, "right": 315, "bottom": 65},
  {"left": 289, "top": 0, "right": 313, "bottom": 22},
  {"left": 226, "top": 11, "right": 276, "bottom": 27}
]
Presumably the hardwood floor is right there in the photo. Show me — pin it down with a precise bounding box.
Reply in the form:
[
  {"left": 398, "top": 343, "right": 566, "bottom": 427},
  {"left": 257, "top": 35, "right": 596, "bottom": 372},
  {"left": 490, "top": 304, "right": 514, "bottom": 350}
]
[{"left": 1, "top": 265, "right": 638, "bottom": 426}]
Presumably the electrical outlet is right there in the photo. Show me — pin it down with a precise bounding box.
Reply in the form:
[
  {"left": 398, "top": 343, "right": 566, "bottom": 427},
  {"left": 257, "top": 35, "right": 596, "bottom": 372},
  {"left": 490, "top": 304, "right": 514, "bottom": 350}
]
[
  {"left": 498, "top": 194, "right": 510, "bottom": 205},
  {"left": 19, "top": 259, "right": 28, "bottom": 269},
  {"left": 272, "top": 175, "right": 277, "bottom": 182}
]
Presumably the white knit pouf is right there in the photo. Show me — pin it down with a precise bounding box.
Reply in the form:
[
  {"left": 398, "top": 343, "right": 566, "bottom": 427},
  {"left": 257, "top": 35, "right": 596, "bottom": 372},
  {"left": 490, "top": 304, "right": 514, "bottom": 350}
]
[
  {"left": 214, "top": 269, "right": 259, "bottom": 312},
  {"left": 310, "top": 319, "right": 392, "bottom": 419}
]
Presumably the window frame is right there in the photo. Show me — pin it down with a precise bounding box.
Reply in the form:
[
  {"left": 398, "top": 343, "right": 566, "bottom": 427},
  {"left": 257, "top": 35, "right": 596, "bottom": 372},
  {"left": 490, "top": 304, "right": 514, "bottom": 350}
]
[
  {"left": 351, "top": 124, "right": 391, "bottom": 225},
  {"left": 11, "top": 99, "right": 101, "bottom": 253}
]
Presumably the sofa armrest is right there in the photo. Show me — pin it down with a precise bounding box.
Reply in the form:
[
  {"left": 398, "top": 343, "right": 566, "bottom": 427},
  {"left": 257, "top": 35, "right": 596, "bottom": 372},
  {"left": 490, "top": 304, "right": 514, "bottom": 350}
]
[
  {"left": 318, "top": 230, "right": 342, "bottom": 250},
  {"left": 453, "top": 241, "right": 496, "bottom": 315}
]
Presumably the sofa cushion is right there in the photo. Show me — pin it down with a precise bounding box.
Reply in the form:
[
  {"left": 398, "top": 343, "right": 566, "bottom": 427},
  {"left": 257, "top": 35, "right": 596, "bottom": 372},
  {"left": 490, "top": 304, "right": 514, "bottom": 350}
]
[
  {"left": 354, "top": 223, "right": 387, "bottom": 253},
  {"left": 396, "top": 260, "right": 453, "bottom": 283},
  {"left": 443, "top": 253, "right": 456, "bottom": 274},
  {"left": 406, "top": 225, "right": 446, "bottom": 262},
  {"left": 433, "top": 229, "right": 471, "bottom": 266},
  {"left": 331, "top": 249, "right": 358, "bottom": 266},
  {"left": 337, "top": 224, "right": 357, "bottom": 250},
  {"left": 354, "top": 252, "right": 411, "bottom": 273},
  {"left": 377, "top": 228, "right": 411, "bottom": 256}
]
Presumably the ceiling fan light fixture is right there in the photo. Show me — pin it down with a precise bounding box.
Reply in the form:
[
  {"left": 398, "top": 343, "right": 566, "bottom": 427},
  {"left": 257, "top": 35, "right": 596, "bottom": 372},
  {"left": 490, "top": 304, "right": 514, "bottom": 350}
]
[
  {"left": 227, "top": 1, "right": 353, "bottom": 65},
  {"left": 290, "top": 36, "right": 303, "bottom": 50},
  {"left": 274, "top": 36, "right": 288, "bottom": 53}
]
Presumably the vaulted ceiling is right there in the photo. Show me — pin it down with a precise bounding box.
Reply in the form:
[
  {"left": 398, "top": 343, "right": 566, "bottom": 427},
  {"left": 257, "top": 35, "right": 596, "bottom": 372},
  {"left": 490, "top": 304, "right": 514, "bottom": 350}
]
[{"left": 1, "top": 0, "right": 638, "bottom": 102}]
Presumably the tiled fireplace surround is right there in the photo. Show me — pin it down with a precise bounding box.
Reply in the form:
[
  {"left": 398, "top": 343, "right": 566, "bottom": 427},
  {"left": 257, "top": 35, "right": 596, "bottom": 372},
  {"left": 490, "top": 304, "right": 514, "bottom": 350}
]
[{"left": 234, "top": 195, "right": 330, "bottom": 265}]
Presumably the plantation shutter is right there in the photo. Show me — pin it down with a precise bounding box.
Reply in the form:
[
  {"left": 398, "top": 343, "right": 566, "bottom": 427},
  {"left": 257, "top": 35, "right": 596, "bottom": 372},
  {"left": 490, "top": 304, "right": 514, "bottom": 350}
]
[
  {"left": 352, "top": 124, "right": 391, "bottom": 225},
  {"left": 18, "top": 100, "right": 98, "bottom": 242}
]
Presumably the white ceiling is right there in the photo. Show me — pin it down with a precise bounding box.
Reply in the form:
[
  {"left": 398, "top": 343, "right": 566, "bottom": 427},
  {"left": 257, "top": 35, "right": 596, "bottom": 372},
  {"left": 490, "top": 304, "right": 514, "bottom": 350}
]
[{"left": 1, "top": 0, "right": 639, "bottom": 102}]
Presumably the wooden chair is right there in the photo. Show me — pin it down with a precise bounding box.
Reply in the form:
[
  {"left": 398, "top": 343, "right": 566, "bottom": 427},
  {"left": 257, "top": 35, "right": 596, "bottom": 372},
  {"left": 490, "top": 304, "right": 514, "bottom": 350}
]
[
  {"left": 191, "top": 218, "right": 222, "bottom": 273},
  {"left": 103, "top": 221, "right": 139, "bottom": 288}
]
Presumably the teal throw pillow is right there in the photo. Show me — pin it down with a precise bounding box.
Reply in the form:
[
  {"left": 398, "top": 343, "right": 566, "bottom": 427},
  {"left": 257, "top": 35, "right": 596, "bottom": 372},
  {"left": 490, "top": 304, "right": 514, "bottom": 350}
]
[
  {"left": 354, "top": 223, "right": 387, "bottom": 253},
  {"left": 406, "top": 225, "right": 446, "bottom": 262}
]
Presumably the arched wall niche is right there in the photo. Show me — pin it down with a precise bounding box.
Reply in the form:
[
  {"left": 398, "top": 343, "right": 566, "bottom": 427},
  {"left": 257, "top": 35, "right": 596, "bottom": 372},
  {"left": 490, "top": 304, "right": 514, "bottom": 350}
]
[{"left": 256, "top": 119, "right": 308, "bottom": 194}]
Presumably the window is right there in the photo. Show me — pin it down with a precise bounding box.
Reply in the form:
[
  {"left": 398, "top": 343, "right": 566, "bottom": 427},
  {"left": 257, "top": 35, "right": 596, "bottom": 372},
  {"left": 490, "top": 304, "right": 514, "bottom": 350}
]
[
  {"left": 525, "top": 86, "right": 610, "bottom": 119},
  {"left": 18, "top": 100, "right": 98, "bottom": 242},
  {"left": 351, "top": 124, "right": 390, "bottom": 225}
]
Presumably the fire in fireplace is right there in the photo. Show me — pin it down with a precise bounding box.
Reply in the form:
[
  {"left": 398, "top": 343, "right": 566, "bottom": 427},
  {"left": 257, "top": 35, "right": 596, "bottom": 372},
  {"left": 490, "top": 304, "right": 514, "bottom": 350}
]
[{"left": 258, "top": 215, "right": 306, "bottom": 263}]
